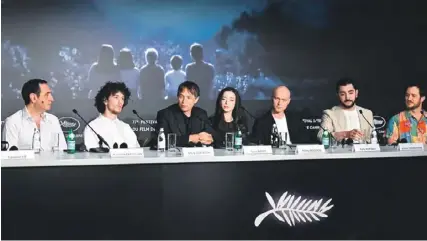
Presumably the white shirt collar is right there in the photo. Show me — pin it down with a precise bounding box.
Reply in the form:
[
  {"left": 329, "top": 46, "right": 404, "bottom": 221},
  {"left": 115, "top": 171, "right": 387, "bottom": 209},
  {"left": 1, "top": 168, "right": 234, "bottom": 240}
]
[
  {"left": 99, "top": 113, "right": 120, "bottom": 123},
  {"left": 22, "top": 107, "right": 48, "bottom": 122}
]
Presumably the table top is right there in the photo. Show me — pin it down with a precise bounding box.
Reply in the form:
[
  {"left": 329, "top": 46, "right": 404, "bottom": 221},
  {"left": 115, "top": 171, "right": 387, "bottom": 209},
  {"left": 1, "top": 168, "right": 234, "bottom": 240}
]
[{"left": 2, "top": 145, "right": 427, "bottom": 168}]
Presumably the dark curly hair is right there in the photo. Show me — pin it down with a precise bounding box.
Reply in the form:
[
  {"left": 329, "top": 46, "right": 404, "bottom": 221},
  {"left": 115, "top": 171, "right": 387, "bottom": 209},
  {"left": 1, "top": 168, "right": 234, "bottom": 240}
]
[{"left": 94, "top": 81, "right": 131, "bottom": 113}]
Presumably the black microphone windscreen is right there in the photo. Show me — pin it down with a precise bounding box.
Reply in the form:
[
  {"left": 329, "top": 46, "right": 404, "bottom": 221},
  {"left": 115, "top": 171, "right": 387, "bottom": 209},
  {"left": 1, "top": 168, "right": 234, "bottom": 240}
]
[
  {"left": 358, "top": 109, "right": 363, "bottom": 114},
  {"left": 400, "top": 138, "right": 408, "bottom": 143},
  {"left": 9, "top": 146, "right": 18, "bottom": 151},
  {"left": 120, "top": 143, "right": 128, "bottom": 149},
  {"left": 113, "top": 143, "right": 118, "bottom": 149},
  {"left": 72, "top": 109, "right": 78, "bottom": 114},
  {"left": 132, "top": 109, "right": 137, "bottom": 114},
  {"left": 346, "top": 138, "right": 354, "bottom": 145}
]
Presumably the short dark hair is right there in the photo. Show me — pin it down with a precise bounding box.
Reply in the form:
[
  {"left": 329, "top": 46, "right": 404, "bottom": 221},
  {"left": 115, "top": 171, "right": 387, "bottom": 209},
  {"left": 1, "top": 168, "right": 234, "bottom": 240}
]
[
  {"left": 336, "top": 78, "right": 357, "bottom": 93},
  {"left": 170, "top": 55, "right": 183, "bottom": 70},
  {"left": 94, "top": 81, "right": 131, "bottom": 113},
  {"left": 21, "top": 79, "right": 48, "bottom": 105},
  {"left": 177, "top": 81, "right": 200, "bottom": 98},
  {"left": 405, "top": 82, "right": 425, "bottom": 97},
  {"left": 190, "top": 43, "right": 203, "bottom": 61}
]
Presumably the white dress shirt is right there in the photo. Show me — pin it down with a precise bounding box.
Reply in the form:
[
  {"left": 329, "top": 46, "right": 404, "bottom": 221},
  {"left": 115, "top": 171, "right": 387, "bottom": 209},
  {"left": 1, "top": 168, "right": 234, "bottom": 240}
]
[
  {"left": 274, "top": 116, "right": 292, "bottom": 144},
  {"left": 2, "top": 107, "right": 67, "bottom": 151},
  {"left": 84, "top": 114, "right": 140, "bottom": 149}
]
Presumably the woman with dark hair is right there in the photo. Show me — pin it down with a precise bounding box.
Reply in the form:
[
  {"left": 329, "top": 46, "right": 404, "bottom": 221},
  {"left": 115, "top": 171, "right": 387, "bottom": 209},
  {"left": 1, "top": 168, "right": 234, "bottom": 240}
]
[{"left": 209, "top": 87, "right": 249, "bottom": 148}]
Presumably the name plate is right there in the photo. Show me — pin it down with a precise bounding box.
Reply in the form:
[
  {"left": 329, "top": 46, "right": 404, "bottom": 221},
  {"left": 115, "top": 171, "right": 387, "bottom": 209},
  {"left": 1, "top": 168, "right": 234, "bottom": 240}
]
[
  {"left": 110, "top": 148, "right": 144, "bottom": 158},
  {"left": 352, "top": 144, "right": 381, "bottom": 152},
  {"left": 1, "top": 150, "right": 35, "bottom": 160},
  {"left": 182, "top": 147, "right": 214, "bottom": 157},
  {"left": 296, "top": 145, "right": 325, "bottom": 154},
  {"left": 398, "top": 143, "right": 424, "bottom": 152},
  {"left": 243, "top": 145, "right": 273, "bottom": 155}
]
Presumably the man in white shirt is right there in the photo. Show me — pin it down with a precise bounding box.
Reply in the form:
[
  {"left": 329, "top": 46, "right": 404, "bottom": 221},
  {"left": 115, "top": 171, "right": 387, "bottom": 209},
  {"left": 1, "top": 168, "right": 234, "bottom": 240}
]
[
  {"left": 165, "top": 55, "right": 186, "bottom": 98},
  {"left": 252, "top": 86, "right": 308, "bottom": 144},
  {"left": 84, "top": 81, "right": 140, "bottom": 150},
  {"left": 317, "top": 78, "right": 374, "bottom": 143},
  {"left": 2, "top": 79, "right": 67, "bottom": 151}
]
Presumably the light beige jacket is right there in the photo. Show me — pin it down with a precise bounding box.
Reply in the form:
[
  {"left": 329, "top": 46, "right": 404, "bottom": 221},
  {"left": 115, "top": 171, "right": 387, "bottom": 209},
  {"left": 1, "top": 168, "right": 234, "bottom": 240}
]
[{"left": 317, "top": 105, "right": 374, "bottom": 142}]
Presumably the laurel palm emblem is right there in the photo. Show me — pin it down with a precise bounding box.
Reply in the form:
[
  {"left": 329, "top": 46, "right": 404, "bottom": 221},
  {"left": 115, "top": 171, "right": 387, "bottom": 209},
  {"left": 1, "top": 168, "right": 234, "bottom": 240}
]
[{"left": 254, "top": 191, "right": 334, "bottom": 227}]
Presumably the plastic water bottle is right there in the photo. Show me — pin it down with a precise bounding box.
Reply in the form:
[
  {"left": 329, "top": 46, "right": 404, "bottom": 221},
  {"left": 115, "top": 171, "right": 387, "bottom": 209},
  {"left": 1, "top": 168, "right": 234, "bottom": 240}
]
[
  {"left": 157, "top": 128, "right": 165, "bottom": 152},
  {"left": 32, "top": 128, "right": 41, "bottom": 153},
  {"left": 234, "top": 129, "right": 243, "bottom": 151},
  {"left": 66, "top": 130, "right": 76, "bottom": 154},
  {"left": 370, "top": 130, "right": 378, "bottom": 144},
  {"left": 322, "top": 130, "right": 330, "bottom": 149}
]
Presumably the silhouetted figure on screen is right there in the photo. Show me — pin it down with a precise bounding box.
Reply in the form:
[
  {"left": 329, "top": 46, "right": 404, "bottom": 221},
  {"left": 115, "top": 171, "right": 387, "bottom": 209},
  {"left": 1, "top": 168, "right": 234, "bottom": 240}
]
[
  {"left": 139, "top": 48, "right": 165, "bottom": 100},
  {"left": 118, "top": 48, "right": 140, "bottom": 100},
  {"left": 165, "top": 55, "right": 186, "bottom": 99},
  {"left": 88, "top": 44, "right": 120, "bottom": 99},
  {"left": 185, "top": 43, "right": 215, "bottom": 100}
]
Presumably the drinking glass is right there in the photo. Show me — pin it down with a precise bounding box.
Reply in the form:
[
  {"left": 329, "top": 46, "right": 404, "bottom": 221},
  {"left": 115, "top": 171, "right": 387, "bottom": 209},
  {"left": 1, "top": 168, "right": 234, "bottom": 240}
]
[
  {"left": 51, "top": 133, "right": 60, "bottom": 152},
  {"left": 168, "top": 133, "right": 177, "bottom": 152},
  {"left": 225, "top": 132, "right": 235, "bottom": 152},
  {"left": 279, "top": 132, "right": 288, "bottom": 149}
]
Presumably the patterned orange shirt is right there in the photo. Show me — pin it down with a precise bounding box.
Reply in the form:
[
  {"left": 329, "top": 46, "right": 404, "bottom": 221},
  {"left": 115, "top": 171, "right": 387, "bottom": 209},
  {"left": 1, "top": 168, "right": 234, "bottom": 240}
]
[{"left": 386, "top": 111, "right": 427, "bottom": 143}]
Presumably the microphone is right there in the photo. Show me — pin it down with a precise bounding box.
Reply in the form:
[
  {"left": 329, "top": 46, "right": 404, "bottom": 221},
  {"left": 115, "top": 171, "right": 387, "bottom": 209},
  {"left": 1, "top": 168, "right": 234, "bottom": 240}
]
[
  {"left": 391, "top": 138, "right": 407, "bottom": 146},
  {"left": 113, "top": 142, "right": 128, "bottom": 149},
  {"left": 132, "top": 110, "right": 157, "bottom": 131},
  {"left": 72, "top": 109, "right": 110, "bottom": 153},
  {"left": 9, "top": 146, "right": 18, "bottom": 151},
  {"left": 239, "top": 106, "right": 263, "bottom": 145},
  {"left": 358, "top": 109, "right": 375, "bottom": 129},
  {"left": 240, "top": 106, "right": 257, "bottom": 120},
  {"left": 132, "top": 109, "right": 159, "bottom": 148}
]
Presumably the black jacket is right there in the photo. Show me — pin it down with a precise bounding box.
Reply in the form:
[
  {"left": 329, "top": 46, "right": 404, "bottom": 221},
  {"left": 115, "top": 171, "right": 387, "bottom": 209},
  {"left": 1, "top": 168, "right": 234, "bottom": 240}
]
[
  {"left": 208, "top": 113, "right": 249, "bottom": 149},
  {"left": 152, "top": 103, "right": 213, "bottom": 148},
  {"left": 251, "top": 110, "right": 309, "bottom": 145}
]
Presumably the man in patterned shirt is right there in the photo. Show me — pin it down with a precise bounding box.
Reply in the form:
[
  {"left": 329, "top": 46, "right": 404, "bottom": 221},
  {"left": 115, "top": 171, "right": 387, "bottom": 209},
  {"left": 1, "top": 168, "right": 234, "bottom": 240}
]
[{"left": 386, "top": 83, "right": 427, "bottom": 144}]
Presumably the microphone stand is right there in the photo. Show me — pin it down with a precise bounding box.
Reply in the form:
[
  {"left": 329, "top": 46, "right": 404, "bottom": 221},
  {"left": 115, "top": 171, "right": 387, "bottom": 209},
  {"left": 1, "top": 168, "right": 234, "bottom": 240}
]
[
  {"left": 72, "top": 109, "right": 109, "bottom": 153},
  {"left": 240, "top": 106, "right": 262, "bottom": 145},
  {"left": 358, "top": 109, "right": 377, "bottom": 144},
  {"left": 132, "top": 110, "right": 160, "bottom": 149}
]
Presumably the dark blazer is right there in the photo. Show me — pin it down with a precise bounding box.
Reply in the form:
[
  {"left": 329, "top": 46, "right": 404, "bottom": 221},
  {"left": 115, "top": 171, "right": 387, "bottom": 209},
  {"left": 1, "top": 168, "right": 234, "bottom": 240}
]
[
  {"left": 152, "top": 103, "right": 213, "bottom": 148},
  {"left": 251, "top": 110, "right": 310, "bottom": 145},
  {"left": 208, "top": 113, "right": 249, "bottom": 149}
]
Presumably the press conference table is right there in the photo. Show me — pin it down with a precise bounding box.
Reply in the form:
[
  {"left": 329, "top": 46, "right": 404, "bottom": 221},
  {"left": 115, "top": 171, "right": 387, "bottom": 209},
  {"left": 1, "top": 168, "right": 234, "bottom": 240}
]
[{"left": 2, "top": 147, "right": 427, "bottom": 239}]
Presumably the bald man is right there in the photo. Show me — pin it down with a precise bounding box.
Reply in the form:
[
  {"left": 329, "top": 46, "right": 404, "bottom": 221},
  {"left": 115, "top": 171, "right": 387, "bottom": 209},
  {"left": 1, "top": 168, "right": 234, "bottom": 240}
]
[
  {"left": 317, "top": 78, "right": 374, "bottom": 143},
  {"left": 251, "top": 85, "right": 308, "bottom": 145}
]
